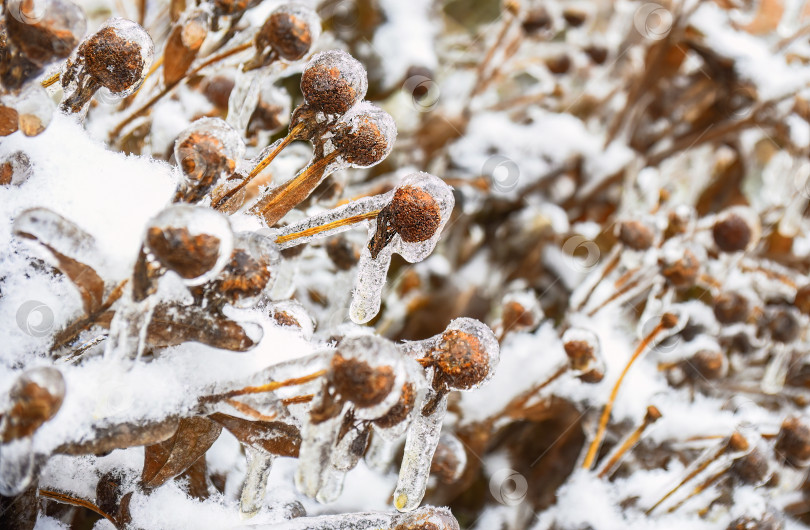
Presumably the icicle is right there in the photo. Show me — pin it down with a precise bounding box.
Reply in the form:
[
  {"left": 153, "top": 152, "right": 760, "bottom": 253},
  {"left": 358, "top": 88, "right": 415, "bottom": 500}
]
[{"left": 240, "top": 447, "right": 275, "bottom": 519}]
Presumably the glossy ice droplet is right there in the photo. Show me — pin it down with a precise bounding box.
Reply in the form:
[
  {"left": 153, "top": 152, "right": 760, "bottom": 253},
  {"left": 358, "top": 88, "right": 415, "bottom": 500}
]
[
  {"left": 301, "top": 50, "right": 367, "bottom": 115},
  {"left": 436, "top": 318, "right": 500, "bottom": 390},
  {"left": 174, "top": 117, "right": 244, "bottom": 202},
  {"left": 431, "top": 433, "right": 467, "bottom": 483},
  {"left": 350, "top": 228, "right": 392, "bottom": 324},
  {"left": 394, "top": 388, "right": 447, "bottom": 512},
  {"left": 144, "top": 205, "right": 234, "bottom": 286},
  {"left": 295, "top": 401, "right": 344, "bottom": 498},
  {"left": 227, "top": 69, "right": 263, "bottom": 133},
  {"left": 388, "top": 172, "right": 454, "bottom": 263}
]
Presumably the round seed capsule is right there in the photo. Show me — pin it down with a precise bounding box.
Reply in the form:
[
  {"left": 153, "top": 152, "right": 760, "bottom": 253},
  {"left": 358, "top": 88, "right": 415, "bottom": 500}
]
[
  {"left": 712, "top": 207, "right": 760, "bottom": 253},
  {"left": 428, "top": 319, "right": 499, "bottom": 391},
  {"left": 300, "top": 49, "right": 367, "bottom": 115},
  {"left": 74, "top": 18, "right": 152, "bottom": 95},
  {"left": 775, "top": 416, "right": 810, "bottom": 468},
  {"left": 4, "top": 0, "right": 85, "bottom": 67},
  {"left": 255, "top": 4, "right": 319, "bottom": 63},
  {"left": 330, "top": 102, "right": 396, "bottom": 168}
]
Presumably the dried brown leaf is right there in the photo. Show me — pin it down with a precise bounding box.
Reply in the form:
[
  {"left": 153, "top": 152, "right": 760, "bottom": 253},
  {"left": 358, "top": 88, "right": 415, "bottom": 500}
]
[
  {"left": 142, "top": 417, "right": 221, "bottom": 489},
  {"left": 177, "top": 456, "right": 210, "bottom": 500},
  {"left": 13, "top": 208, "right": 106, "bottom": 315},
  {"left": 209, "top": 412, "right": 301, "bottom": 457},
  {"left": 148, "top": 303, "right": 259, "bottom": 351}
]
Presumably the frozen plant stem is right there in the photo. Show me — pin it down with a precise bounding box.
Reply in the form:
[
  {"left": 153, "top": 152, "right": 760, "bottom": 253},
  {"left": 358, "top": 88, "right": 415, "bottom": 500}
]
[
  {"left": 240, "top": 447, "right": 275, "bottom": 518},
  {"left": 582, "top": 313, "right": 679, "bottom": 469},
  {"left": 597, "top": 406, "right": 662, "bottom": 478},
  {"left": 646, "top": 433, "right": 748, "bottom": 514},
  {"left": 211, "top": 122, "right": 305, "bottom": 210},
  {"left": 218, "top": 370, "right": 327, "bottom": 399}
]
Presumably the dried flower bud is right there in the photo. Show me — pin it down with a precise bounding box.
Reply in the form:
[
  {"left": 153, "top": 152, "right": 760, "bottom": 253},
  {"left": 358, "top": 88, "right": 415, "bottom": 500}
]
[
  {"left": 173, "top": 118, "right": 243, "bottom": 203},
  {"left": 501, "top": 294, "right": 542, "bottom": 335},
  {"left": 2, "top": 0, "right": 85, "bottom": 89},
  {"left": 775, "top": 416, "right": 810, "bottom": 468},
  {"left": 731, "top": 448, "right": 771, "bottom": 485},
  {"left": 254, "top": 4, "right": 318, "bottom": 64},
  {"left": 163, "top": 9, "right": 208, "bottom": 86},
  {"left": 562, "top": 327, "right": 605, "bottom": 382},
  {"left": 429, "top": 433, "right": 466, "bottom": 484},
  {"left": 330, "top": 353, "right": 396, "bottom": 408},
  {"left": 144, "top": 205, "right": 234, "bottom": 286},
  {"left": 683, "top": 349, "right": 727, "bottom": 380},
  {"left": 617, "top": 220, "right": 654, "bottom": 251},
  {"left": 764, "top": 308, "right": 800, "bottom": 343},
  {"left": 330, "top": 102, "right": 395, "bottom": 167},
  {"left": 1, "top": 367, "right": 65, "bottom": 442},
  {"left": 713, "top": 292, "right": 750, "bottom": 324},
  {"left": 660, "top": 248, "right": 699, "bottom": 288},
  {"left": 0, "top": 105, "right": 19, "bottom": 136},
  {"left": 61, "top": 18, "right": 153, "bottom": 112},
  {"left": 713, "top": 208, "right": 759, "bottom": 253},
  {"left": 300, "top": 50, "right": 367, "bottom": 115}
]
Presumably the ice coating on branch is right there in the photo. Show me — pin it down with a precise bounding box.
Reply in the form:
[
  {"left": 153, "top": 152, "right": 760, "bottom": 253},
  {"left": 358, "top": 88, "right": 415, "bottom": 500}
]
[
  {"left": 301, "top": 50, "right": 368, "bottom": 116},
  {"left": 394, "top": 387, "right": 447, "bottom": 512},
  {"left": 350, "top": 173, "right": 453, "bottom": 324},
  {"left": 252, "top": 505, "right": 458, "bottom": 530},
  {"left": 173, "top": 117, "right": 245, "bottom": 203},
  {"left": 297, "top": 336, "right": 404, "bottom": 499},
  {"left": 144, "top": 205, "right": 234, "bottom": 286},
  {"left": 273, "top": 195, "right": 388, "bottom": 250},
  {"left": 61, "top": 18, "right": 154, "bottom": 112},
  {"left": 210, "top": 231, "right": 279, "bottom": 307}
]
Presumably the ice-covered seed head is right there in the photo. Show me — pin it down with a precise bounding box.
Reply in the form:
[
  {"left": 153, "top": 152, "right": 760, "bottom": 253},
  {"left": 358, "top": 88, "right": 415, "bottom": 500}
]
[
  {"left": 74, "top": 19, "right": 152, "bottom": 95},
  {"left": 3, "top": 0, "right": 85, "bottom": 67},
  {"left": 712, "top": 207, "right": 759, "bottom": 253},
  {"left": 174, "top": 118, "right": 243, "bottom": 200},
  {"left": 562, "top": 327, "right": 605, "bottom": 383},
  {"left": 617, "top": 220, "right": 654, "bottom": 251},
  {"left": 1, "top": 367, "right": 65, "bottom": 442},
  {"left": 713, "top": 292, "right": 750, "bottom": 324},
  {"left": 210, "top": 233, "right": 278, "bottom": 305},
  {"left": 387, "top": 186, "right": 441, "bottom": 243},
  {"left": 730, "top": 448, "right": 770, "bottom": 485},
  {"left": 255, "top": 4, "right": 319, "bottom": 63},
  {"left": 427, "top": 319, "right": 499, "bottom": 391},
  {"left": 430, "top": 433, "right": 467, "bottom": 483},
  {"left": 775, "top": 416, "right": 810, "bottom": 468},
  {"left": 659, "top": 248, "right": 700, "bottom": 288},
  {"left": 330, "top": 102, "right": 395, "bottom": 167},
  {"left": 683, "top": 349, "right": 727, "bottom": 380},
  {"left": 330, "top": 352, "right": 396, "bottom": 408},
  {"left": 144, "top": 205, "right": 233, "bottom": 285},
  {"left": 300, "top": 50, "right": 367, "bottom": 115}
]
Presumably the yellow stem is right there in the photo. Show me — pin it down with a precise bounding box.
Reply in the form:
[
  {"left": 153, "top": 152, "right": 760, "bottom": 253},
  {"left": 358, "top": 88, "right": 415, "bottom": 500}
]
[
  {"left": 224, "top": 369, "right": 326, "bottom": 399},
  {"left": 41, "top": 72, "right": 60, "bottom": 88},
  {"left": 275, "top": 211, "right": 380, "bottom": 245},
  {"left": 597, "top": 406, "right": 661, "bottom": 478},
  {"left": 212, "top": 123, "right": 303, "bottom": 210},
  {"left": 582, "top": 321, "right": 667, "bottom": 469}
]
